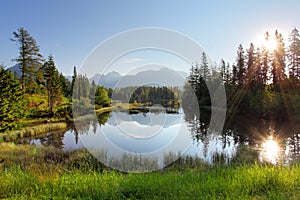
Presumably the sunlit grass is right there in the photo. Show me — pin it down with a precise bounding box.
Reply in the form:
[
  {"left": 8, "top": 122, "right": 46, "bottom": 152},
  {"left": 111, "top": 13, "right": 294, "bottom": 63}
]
[
  {"left": 0, "top": 122, "right": 67, "bottom": 143},
  {"left": 0, "top": 144, "right": 299, "bottom": 199},
  {"left": 95, "top": 106, "right": 114, "bottom": 114},
  {"left": 0, "top": 164, "right": 299, "bottom": 199}
]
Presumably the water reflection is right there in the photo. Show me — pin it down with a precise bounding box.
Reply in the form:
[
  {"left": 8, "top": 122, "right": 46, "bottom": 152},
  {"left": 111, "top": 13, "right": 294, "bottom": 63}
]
[{"left": 17, "top": 108, "right": 300, "bottom": 165}]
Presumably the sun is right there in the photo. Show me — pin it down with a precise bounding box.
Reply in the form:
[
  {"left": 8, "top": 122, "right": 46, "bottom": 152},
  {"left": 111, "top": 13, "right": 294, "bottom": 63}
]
[
  {"left": 256, "top": 34, "right": 278, "bottom": 52},
  {"left": 260, "top": 135, "right": 280, "bottom": 164},
  {"left": 264, "top": 37, "right": 277, "bottom": 52}
]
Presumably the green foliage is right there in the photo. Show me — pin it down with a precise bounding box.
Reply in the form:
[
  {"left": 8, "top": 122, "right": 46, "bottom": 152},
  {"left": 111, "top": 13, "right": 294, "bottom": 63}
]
[
  {"left": 185, "top": 29, "right": 300, "bottom": 121},
  {"left": 0, "top": 143, "right": 299, "bottom": 199},
  {"left": 59, "top": 72, "right": 71, "bottom": 97},
  {"left": 71, "top": 67, "right": 90, "bottom": 100},
  {"left": 113, "top": 86, "right": 179, "bottom": 108},
  {"left": 72, "top": 98, "right": 94, "bottom": 116},
  {"left": 287, "top": 28, "right": 300, "bottom": 79},
  {"left": 0, "top": 67, "right": 25, "bottom": 132},
  {"left": 43, "top": 55, "right": 63, "bottom": 113},
  {"left": 95, "top": 86, "right": 110, "bottom": 107},
  {"left": 10, "top": 27, "right": 43, "bottom": 93},
  {"left": 1, "top": 123, "right": 67, "bottom": 142}
]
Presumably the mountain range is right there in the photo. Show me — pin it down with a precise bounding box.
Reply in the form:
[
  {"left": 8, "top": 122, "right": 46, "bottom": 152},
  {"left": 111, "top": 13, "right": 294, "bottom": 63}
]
[
  {"left": 90, "top": 68, "right": 188, "bottom": 88},
  {"left": 8, "top": 64, "right": 188, "bottom": 88}
]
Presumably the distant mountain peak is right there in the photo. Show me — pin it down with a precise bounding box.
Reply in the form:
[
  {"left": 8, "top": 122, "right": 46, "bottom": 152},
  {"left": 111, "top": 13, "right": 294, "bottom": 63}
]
[{"left": 89, "top": 68, "right": 188, "bottom": 89}]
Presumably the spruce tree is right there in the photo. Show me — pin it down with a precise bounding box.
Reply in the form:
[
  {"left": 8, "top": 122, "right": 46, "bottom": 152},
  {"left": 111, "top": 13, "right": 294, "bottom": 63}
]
[
  {"left": 231, "top": 64, "right": 238, "bottom": 85},
  {"left": 262, "top": 32, "right": 270, "bottom": 85},
  {"left": 225, "top": 62, "right": 231, "bottom": 86},
  {"left": 220, "top": 59, "right": 226, "bottom": 84},
  {"left": 0, "top": 67, "right": 24, "bottom": 131},
  {"left": 10, "top": 27, "right": 43, "bottom": 93},
  {"left": 89, "top": 80, "right": 96, "bottom": 104},
  {"left": 246, "top": 43, "right": 255, "bottom": 83},
  {"left": 236, "top": 44, "right": 246, "bottom": 85},
  {"left": 201, "top": 52, "right": 210, "bottom": 81},
  {"left": 287, "top": 28, "right": 300, "bottom": 79},
  {"left": 272, "top": 30, "right": 286, "bottom": 90},
  {"left": 43, "top": 55, "right": 62, "bottom": 113},
  {"left": 71, "top": 66, "right": 79, "bottom": 99}
]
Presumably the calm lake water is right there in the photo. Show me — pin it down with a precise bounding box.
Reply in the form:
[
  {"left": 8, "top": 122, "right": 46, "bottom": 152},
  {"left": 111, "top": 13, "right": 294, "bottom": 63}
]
[{"left": 18, "top": 108, "right": 300, "bottom": 168}]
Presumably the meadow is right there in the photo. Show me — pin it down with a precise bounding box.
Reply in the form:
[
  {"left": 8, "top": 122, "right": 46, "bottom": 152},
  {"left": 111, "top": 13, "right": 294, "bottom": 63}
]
[{"left": 0, "top": 143, "right": 299, "bottom": 199}]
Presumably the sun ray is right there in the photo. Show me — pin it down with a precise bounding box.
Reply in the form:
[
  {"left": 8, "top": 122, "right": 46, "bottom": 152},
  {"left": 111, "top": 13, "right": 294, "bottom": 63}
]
[{"left": 255, "top": 32, "right": 278, "bottom": 52}]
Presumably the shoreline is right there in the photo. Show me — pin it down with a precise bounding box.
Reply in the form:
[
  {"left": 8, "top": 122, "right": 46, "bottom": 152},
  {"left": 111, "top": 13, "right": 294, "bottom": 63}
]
[{"left": 0, "top": 106, "right": 114, "bottom": 143}]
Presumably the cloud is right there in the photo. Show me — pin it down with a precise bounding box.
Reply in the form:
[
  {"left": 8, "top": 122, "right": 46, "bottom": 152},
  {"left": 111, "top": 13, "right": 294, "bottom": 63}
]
[{"left": 117, "top": 57, "right": 144, "bottom": 64}]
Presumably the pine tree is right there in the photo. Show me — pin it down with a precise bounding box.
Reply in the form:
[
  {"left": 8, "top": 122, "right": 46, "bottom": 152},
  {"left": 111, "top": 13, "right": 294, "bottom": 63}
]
[
  {"left": 43, "top": 55, "right": 62, "bottom": 113},
  {"left": 262, "top": 32, "right": 270, "bottom": 85},
  {"left": 187, "top": 63, "right": 198, "bottom": 90},
  {"left": 272, "top": 30, "right": 286, "bottom": 90},
  {"left": 287, "top": 28, "right": 300, "bottom": 80},
  {"left": 89, "top": 80, "right": 96, "bottom": 104},
  {"left": 80, "top": 75, "right": 90, "bottom": 98},
  {"left": 220, "top": 59, "right": 226, "bottom": 83},
  {"left": 10, "top": 27, "right": 43, "bottom": 93},
  {"left": 246, "top": 43, "right": 255, "bottom": 83},
  {"left": 231, "top": 64, "right": 238, "bottom": 85},
  {"left": 71, "top": 66, "right": 78, "bottom": 99},
  {"left": 225, "top": 62, "right": 231, "bottom": 86},
  {"left": 254, "top": 47, "right": 263, "bottom": 89},
  {"left": 0, "top": 66, "right": 24, "bottom": 131},
  {"left": 59, "top": 72, "right": 71, "bottom": 97},
  {"left": 201, "top": 52, "right": 210, "bottom": 81},
  {"left": 236, "top": 44, "right": 246, "bottom": 85}
]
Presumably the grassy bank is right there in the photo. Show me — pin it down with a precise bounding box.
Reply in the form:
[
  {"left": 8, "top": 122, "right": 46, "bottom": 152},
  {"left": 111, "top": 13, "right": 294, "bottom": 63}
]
[
  {"left": 0, "top": 106, "right": 115, "bottom": 143},
  {"left": 0, "top": 122, "right": 67, "bottom": 143},
  {"left": 1, "top": 161, "right": 300, "bottom": 199},
  {"left": 95, "top": 106, "right": 114, "bottom": 115},
  {"left": 0, "top": 143, "right": 299, "bottom": 199}
]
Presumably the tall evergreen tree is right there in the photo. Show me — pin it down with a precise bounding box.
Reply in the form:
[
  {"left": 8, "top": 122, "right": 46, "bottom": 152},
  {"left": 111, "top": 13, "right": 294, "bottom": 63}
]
[
  {"left": 59, "top": 72, "right": 71, "bottom": 97},
  {"left": 272, "top": 30, "right": 286, "bottom": 90},
  {"left": 10, "top": 27, "right": 43, "bottom": 93},
  {"left": 89, "top": 80, "right": 96, "bottom": 104},
  {"left": 287, "top": 28, "right": 300, "bottom": 79},
  {"left": 0, "top": 66, "right": 24, "bottom": 131},
  {"left": 262, "top": 32, "right": 270, "bottom": 85},
  {"left": 236, "top": 44, "right": 246, "bottom": 85},
  {"left": 231, "top": 64, "right": 238, "bottom": 85},
  {"left": 200, "top": 52, "right": 210, "bottom": 81},
  {"left": 43, "top": 55, "right": 62, "bottom": 113},
  {"left": 79, "top": 74, "right": 90, "bottom": 98},
  {"left": 187, "top": 63, "right": 198, "bottom": 90},
  {"left": 254, "top": 48, "right": 263, "bottom": 89},
  {"left": 71, "top": 66, "right": 78, "bottom": 99},
  {"left": 220, "top": 59, "right": 226, "bottom": 83},
  {"left": 246, "top": 43, "right": 255, "bottom": 83}
]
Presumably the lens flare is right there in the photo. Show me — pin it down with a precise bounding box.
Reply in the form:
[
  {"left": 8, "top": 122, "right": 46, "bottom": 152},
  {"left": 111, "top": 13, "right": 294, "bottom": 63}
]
[{"left": 260, "top": 136, "right": 280, "bottom": 164}]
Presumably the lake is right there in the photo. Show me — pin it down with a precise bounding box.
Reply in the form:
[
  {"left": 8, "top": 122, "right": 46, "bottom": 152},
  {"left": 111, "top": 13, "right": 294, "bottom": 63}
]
[{"left": 18, "top": 108, "right": 300, "bottom": 171}]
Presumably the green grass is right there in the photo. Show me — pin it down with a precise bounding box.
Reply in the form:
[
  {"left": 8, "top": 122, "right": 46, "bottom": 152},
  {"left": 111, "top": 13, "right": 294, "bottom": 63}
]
[
  {"left": 95, "top": 106, "right": 114, "bottom": 114},
  {"left": 0, "top": 164, "right": 299, "bottom": 199},
  {"left": 0, "top": 122, "right": 67, "bottom": 143},
  {"left": 0, "top": 143, "right": 299, "bottom": 199}
]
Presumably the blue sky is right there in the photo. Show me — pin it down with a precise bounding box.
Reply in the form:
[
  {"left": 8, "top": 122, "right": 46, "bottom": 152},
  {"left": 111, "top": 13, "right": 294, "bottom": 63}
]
[{"left": 0, "top": 0, "right": 300, "bottom": 76}]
